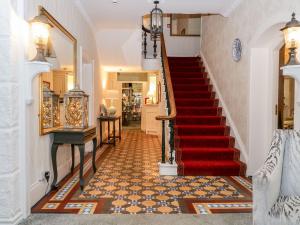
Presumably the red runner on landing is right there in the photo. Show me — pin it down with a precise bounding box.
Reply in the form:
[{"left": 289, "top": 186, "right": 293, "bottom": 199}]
[{"left": 170, "top": 57, "right": 246, "bottom": 176}]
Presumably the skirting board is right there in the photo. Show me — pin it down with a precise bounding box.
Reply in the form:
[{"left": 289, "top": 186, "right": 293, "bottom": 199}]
[
  {"left": 159, "top": 162, "right": 178, "bottom": 176},
  {"left": 30, "top": 145, "right": 108, "bottom": 207},
  {"left": 200, "top": 51, "right": 249, "bottom": 166},
  {"left": 0, "top": 211, "right": 22, "bottom": 225}
]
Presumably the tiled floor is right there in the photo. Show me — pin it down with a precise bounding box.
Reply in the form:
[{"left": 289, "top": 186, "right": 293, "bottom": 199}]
[{"left": 32, "top": 130, "right": 252, "bottom": 214}]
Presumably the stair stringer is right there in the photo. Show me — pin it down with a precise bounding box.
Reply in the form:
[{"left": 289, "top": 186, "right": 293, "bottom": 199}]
[{"left": 200, "top": 51, "right": 249, "bottom": 170}]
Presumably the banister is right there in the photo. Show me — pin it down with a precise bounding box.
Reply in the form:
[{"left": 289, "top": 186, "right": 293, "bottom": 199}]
[
  {"left": 155, "top": 32, "right": 177, "bottom": 121},
  {"left": 142, "top": 25, "right": 151, "bottom": 33}
]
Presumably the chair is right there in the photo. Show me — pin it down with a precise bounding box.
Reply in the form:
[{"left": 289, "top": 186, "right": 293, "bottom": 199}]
[{"left": 253, "top": 130, "right": 300, "bottom": 225}]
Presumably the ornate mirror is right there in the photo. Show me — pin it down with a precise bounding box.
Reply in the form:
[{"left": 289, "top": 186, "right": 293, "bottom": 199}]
[{"left": 39, "top": 7, "right": 77, "bottom": 135}]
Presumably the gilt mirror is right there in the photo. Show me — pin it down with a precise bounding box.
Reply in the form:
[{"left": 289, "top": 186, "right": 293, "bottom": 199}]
[
  {"left": 39, "top": 7, "right": 77, "bottom": 135},
  {"left": 170, "top": 14, "right": 202, "bottom": 36}
]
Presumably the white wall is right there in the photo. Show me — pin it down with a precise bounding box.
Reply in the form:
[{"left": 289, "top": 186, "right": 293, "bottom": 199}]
[
  {"left": 201, "top": 0, "right": 300, "bottom": 174},
  {"left": 164, "top": 16, "right": 200, "bottom": 57},
  {"left": 25, "top": 0, "right": 100, "bottom": 211},
  {"left": 0, "top": 1, "right": 25, "bottom": 224}
]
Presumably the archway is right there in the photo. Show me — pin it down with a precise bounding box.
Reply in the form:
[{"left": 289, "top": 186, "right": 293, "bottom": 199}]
[{"left": 248, "top": 21, "right": 290, "bottom": 174}]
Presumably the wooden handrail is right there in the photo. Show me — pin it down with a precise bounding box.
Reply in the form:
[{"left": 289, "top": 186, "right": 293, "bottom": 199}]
[
  {"left": 142, "top": 25, "right": 151, "bottom": 33},
  {"left": 156, "top": 33, "right": 177, "bottom": 121}
]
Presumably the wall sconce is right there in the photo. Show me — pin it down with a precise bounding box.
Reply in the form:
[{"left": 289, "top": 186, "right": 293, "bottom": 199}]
[
  {"left": 281, "top": 13, "right": 300, "bottom": 65},
  {"left": 29, "top": 13, "right": 51, "bottom": 62},
  {"left": 42, "top": 86, "right": 60, "bottom": 129},
  {"left": 64, "top": 85, "right": 89, "bottom": 129},
  {"left": 150, "top": 1, "right": 163, "bottom": 38}
]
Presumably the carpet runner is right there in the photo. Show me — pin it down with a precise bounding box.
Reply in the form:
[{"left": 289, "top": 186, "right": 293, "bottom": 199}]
[{"left": 169, "top": 57, "right": 246, "bottom": 176}]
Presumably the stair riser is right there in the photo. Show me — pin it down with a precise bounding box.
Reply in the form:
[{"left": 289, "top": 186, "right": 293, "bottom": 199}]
[
  {"left": 174, "top": 92, "right": 215, "bottom": 99},
  {"left": 177, "top": 108, "right": 222, "bottom": 116},
  {"left": 176, "top": 117, "right": 226, "bottom": 125},
  {"left": 176, "top": 100, "right": 219, "bottom": 107},
  {"left": 171, "top": 68, "right": 205, "bottom": 73},
  {"left": 173, "top": 85, "right": 212, "bottom": 92},
  {"left": 172, "top": 78, "right": 209, "bottom": 85},
  {"left": 169, "top": 63, "right": 203, "bottom": 68},
  {"left": 171, "top": 73, "right": 208, "bottom": 78},
  {"left": 180, "top": 167, "right": 241, "bottom": 176},
  {"left": 175, "top": 127, "right": 229, "bottom": 136},
  {"left": 176, "top": 138, "right": 235, "bottom": 148},
  {"left": 179, "top": 151, "right": 235, "bottom": 161}
]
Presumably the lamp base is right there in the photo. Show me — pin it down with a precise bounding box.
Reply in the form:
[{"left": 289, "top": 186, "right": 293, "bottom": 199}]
[
  {"left": 108, "top": 106, "right": 116, "bottom": 116},
  {"left": 31, "top": 47, "right": 47, "bottom": 62},
  {"left": 286, "top": 47, "right": 300, "bottom": 66}
]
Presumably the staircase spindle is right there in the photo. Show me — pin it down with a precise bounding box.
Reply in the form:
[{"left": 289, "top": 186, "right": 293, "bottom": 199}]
[{"left": 143, "top": 31, "right": 147, "bottom": 58}]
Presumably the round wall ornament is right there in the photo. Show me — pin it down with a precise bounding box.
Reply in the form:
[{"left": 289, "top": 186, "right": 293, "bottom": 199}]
[{"left": 232, "top": 38, "right": 242, "bottom": 62}]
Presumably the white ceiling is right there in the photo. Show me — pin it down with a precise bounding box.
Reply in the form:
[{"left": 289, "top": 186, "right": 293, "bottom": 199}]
[{"left": 77, "top": 0, "right": 242, "bottom": 30}]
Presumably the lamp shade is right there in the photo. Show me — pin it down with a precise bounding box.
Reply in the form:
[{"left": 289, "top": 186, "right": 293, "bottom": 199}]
[
  {"left": 103, "top": 89, "right": 119, "bottom": 100},
  {"left": 281, "top": 13, "right": 300, "bottom": 49},
  {"left": 30, "top": 14, "right": 51, "bottom": 46}
]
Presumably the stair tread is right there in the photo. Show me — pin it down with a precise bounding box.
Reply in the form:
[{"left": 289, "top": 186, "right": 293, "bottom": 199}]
[
  {"left": 175, "top": 125, "right": 227, "bottom": 128},
  {"left": 180, "top": 147, "right": 237, "bottom": 151},
  {"left": 177, "top": 106, "right": 221, "bottom": 109},
  {"left": 176, "top": 135, "right": 233, "bottom": 139},
  {"left": 182, "top": 160, "right": 241, "bottom": 167}
]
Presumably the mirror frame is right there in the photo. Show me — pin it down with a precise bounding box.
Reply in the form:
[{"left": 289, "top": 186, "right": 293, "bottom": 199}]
[
  {"left": 170, "top": 14, "right": 203, "bottom": 37},
  {"left": 39, "top": 6, "right": 77, "bottom": 135}
]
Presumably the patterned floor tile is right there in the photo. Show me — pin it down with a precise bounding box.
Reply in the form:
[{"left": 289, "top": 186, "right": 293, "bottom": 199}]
[{"left": 32, "top": 130, "right": 252, "bottom": 214}]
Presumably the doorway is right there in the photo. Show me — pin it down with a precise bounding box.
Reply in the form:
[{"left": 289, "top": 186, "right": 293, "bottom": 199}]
[
  {"left": 277, "top": 45, "right": 295, "bottom": 129},
  {"left": 122, "top": 83, "right": 143, "bottom": 129}
]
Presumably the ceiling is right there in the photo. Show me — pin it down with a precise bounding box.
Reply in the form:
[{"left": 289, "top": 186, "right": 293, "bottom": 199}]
[{"left": 76, "top": 0, "right": 242, "bottom": 30}]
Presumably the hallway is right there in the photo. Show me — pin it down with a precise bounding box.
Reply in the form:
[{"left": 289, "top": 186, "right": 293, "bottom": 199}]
[{"left": 32, "top": 130, "right": 252, "bottom": 215}]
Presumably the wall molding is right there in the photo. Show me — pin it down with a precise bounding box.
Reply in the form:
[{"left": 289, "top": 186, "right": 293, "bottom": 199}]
[{"left": 200, "top": 51, "right": 249, "bottom": 165}]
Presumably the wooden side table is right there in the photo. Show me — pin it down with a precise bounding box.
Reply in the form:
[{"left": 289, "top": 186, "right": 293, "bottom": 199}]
[
  {"left": 98, "top": 115, "right": 121, "bottom": 147},
  {"left": 50, "top": 126, "right": 97, "bottom": 191}
]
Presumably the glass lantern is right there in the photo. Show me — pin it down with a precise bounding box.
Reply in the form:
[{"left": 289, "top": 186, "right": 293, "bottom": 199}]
[
  {"left": 42, "top": 87, "right": 60, "bottom": 129},
  {"left": 281, "top": 13, "right": 300, "bottom": 65},
  {"left": 64, "top": 85, "right": 89, "bottom": 129},
  {"left": 150, "top": 1, "right": 163, "bottom": 39}
]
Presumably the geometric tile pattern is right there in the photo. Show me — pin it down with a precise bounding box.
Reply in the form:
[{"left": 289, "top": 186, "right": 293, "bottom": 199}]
[
  {"left": 193, "top": 202, "right": 253, "bottom": 214},
  {"left": 65, "top": 203, "right": 97, "bottom": 214},
  {"left": 32, "top": 130, "right": 252, "bottom": 214}
]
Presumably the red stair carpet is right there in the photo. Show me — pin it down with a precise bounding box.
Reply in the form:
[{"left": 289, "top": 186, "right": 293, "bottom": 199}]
[{"left": 169, "top": 57, "right": 246, "bottom": 176}]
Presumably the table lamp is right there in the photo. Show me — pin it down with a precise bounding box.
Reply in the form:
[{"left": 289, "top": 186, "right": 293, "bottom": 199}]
[{"left": 103, "top": 89, "right": 119, "bottom": 116}]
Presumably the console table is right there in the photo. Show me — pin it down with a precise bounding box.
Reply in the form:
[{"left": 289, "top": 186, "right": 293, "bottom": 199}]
[
  {"left": 51, "top": 126, "right": 97, "bottom": 191},
  {"left": 98, "top": 115, "right": 121, "bottom": 147}
]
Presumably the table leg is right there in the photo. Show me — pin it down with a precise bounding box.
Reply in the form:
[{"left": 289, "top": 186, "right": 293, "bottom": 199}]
[
  {"left": 100, "top": 120, "right": 103, "bottom": 147},
  {"left": 108, "top": 121, "right": 110, "bottom": 143},
  {"left": 71, "top": 144, "right": 75, "bottom": 174},
  {"left": 92, "top": 138, "right": 97, "bottom": 173},
  {"left": 78, "top": 144, "right": 85, "bottom": 191},
  {"left": 113, "top": 120, "right": 116, "bottom": 146},
  {"left": 119, "top": 118, "right": 121, "bottom": 140},
  {"left": 51, "top": 143, "right": 59, "bottom": 189}
]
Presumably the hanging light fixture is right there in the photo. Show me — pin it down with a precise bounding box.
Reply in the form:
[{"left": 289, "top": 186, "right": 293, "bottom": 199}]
[
  {"left": 281, "top": 13, "right": 300, "bottom": 65},
  {"left": 150, "top": 1, "right": 163, "bottom": 38},
  {"left": 29, "top": 13, "right": 51, "bottom": 62}
]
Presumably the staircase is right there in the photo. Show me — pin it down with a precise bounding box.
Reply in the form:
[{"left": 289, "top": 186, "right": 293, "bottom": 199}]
[{"left": 169, "top": 57, "right": 246, "bottom": 176}]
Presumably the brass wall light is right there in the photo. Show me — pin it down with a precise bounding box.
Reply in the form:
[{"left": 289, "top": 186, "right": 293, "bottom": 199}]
[
  {"left": 281, "top": 13, "right": 300, "bottom": 65},
  {"left": 29, "top": 13, "right": 51, "bottom": 62}
]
